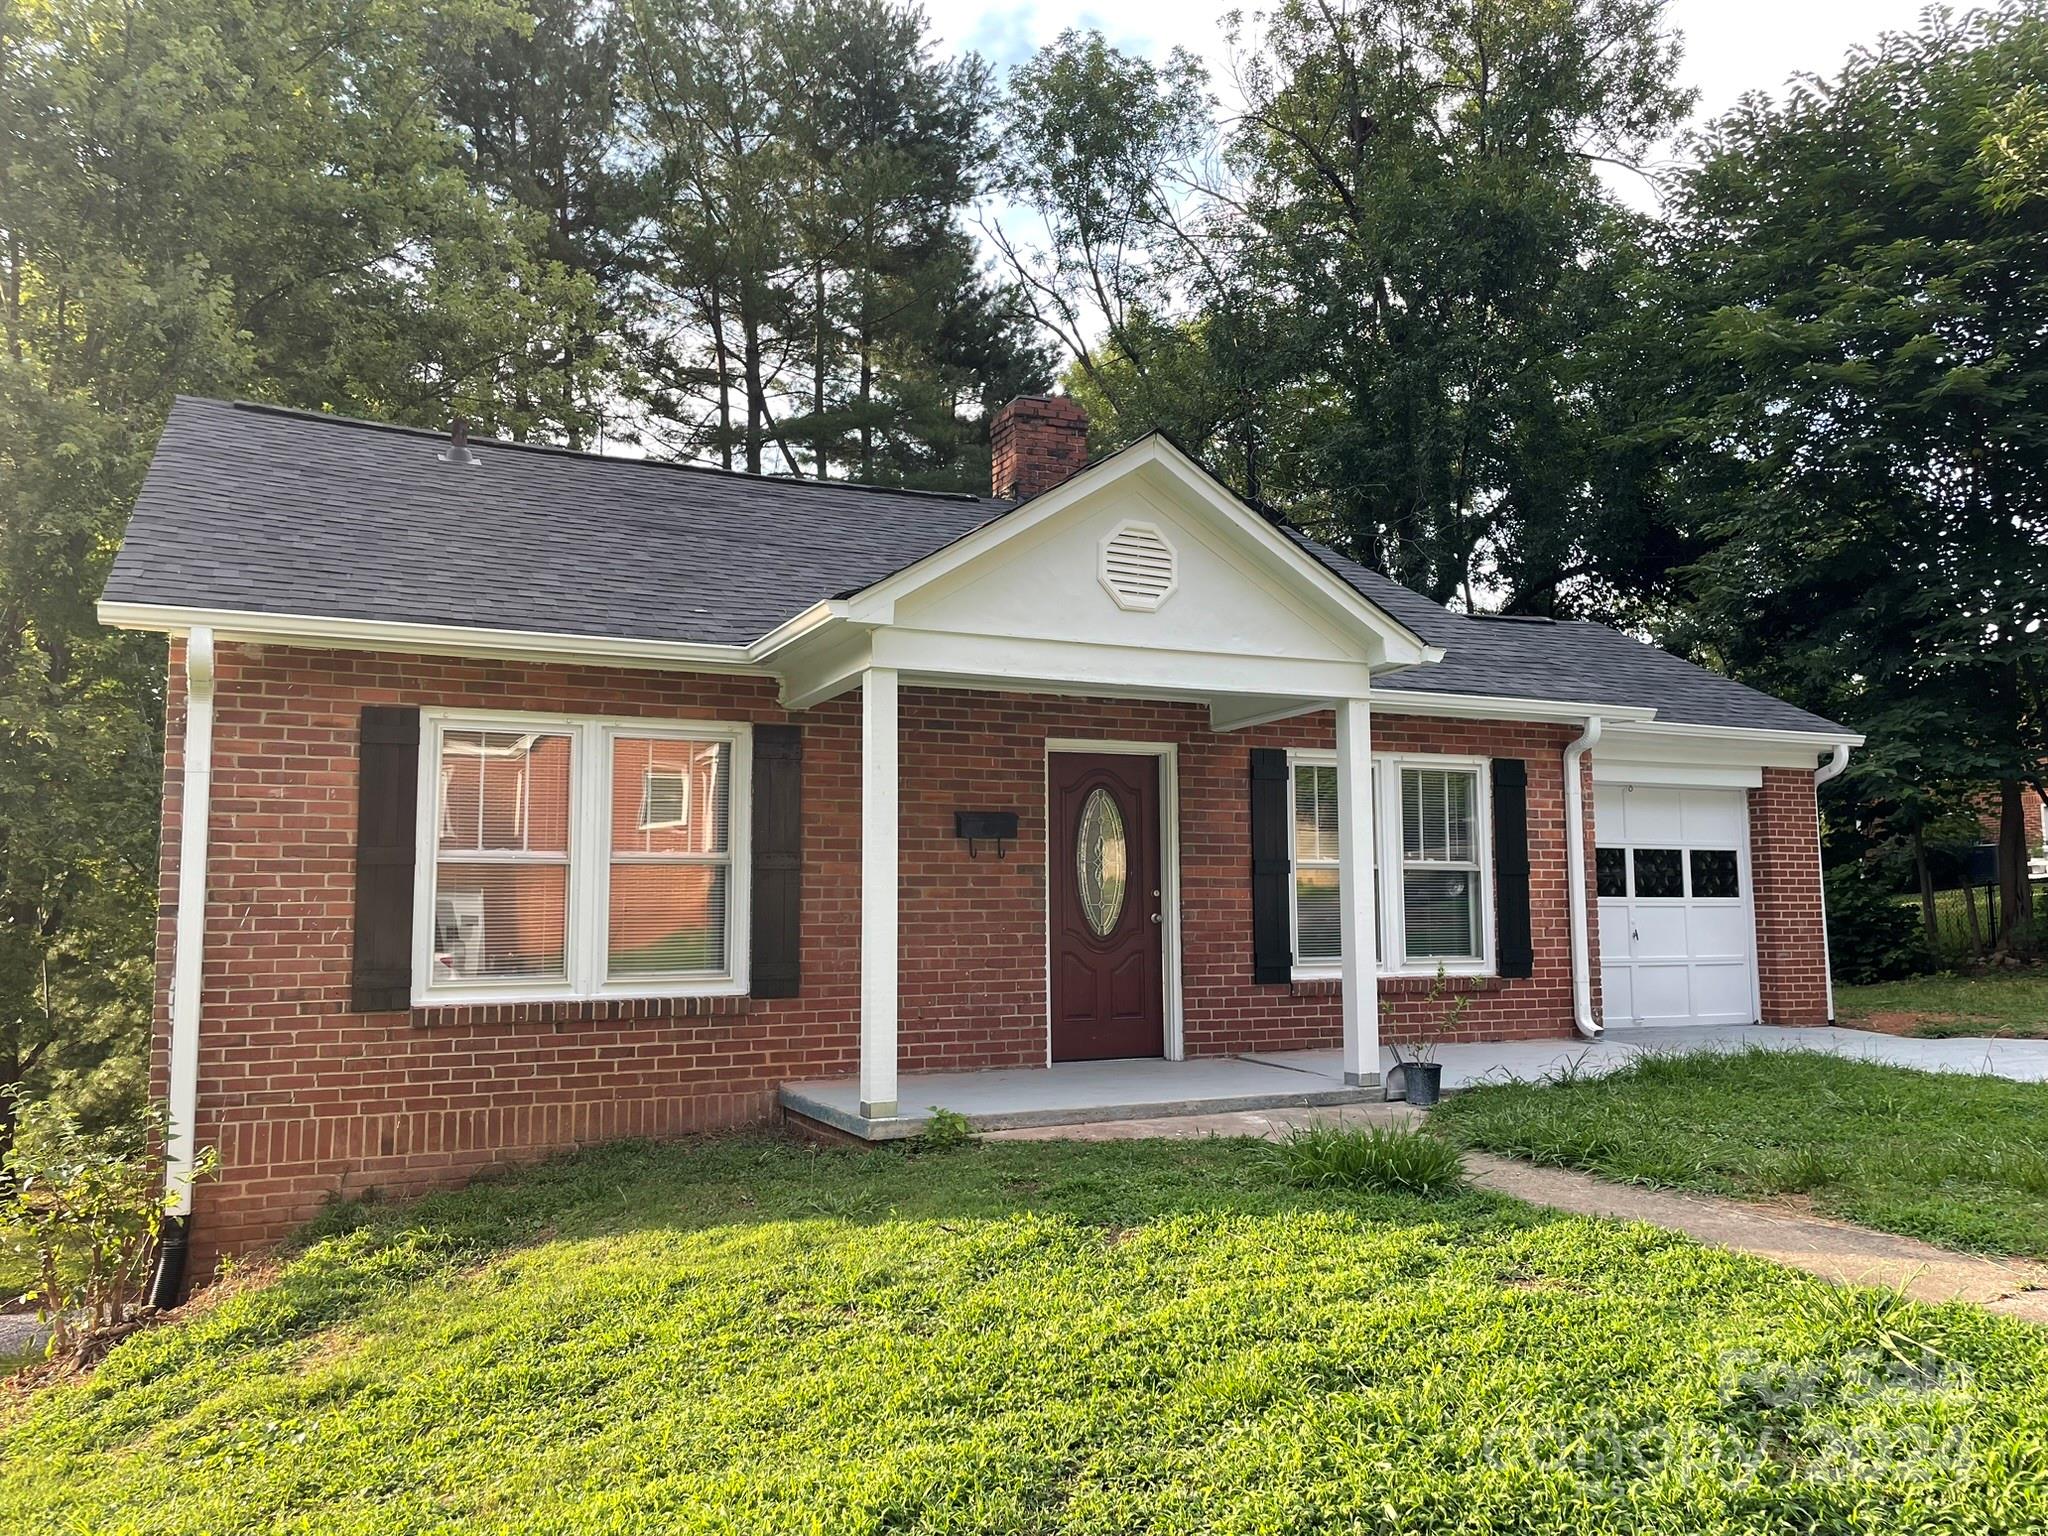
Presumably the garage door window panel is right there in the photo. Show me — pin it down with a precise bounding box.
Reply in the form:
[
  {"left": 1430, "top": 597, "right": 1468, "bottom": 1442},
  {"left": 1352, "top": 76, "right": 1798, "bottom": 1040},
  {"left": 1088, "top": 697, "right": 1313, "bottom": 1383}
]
[
  {"left": 1690, "top": 849, "right": 1740, "bottom": 899},
  {"left": 1632, "top": 847, "right": 1684, "bottom": 899}
]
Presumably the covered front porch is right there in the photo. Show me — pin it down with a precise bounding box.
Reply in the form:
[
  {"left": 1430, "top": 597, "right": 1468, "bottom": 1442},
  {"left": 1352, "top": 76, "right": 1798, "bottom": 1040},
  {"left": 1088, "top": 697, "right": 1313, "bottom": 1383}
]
[{"left": 764, "top": 434, "right": 1443, "bottom": 1126}]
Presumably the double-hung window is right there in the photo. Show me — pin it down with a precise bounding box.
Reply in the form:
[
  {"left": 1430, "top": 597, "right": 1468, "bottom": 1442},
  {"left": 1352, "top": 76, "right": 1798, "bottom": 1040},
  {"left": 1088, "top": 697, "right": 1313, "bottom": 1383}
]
[
  {"left": 1290, "top": 759, "right": 1383, "bottom": 969},
  {"left": 1398, "top": 766, "right": 1485, "bottom": 965},
  {"left": 418, "top": 713, "right": 750, "bottom": 1002},
  {"left": 1285, "top": 752, "right": 1490, "bottom": 975}
]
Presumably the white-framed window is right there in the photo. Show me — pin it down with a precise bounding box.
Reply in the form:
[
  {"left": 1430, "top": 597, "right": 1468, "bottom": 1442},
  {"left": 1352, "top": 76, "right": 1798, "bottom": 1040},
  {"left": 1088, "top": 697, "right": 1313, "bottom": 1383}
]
[
  {"left": 1397, "top": 764, "right": 1486, "bottom": 966},
  {"left": 415, "top": 711, "right": 750, "bottom": 1003},
  {"left": 1286, "top": 751, "right": 1491, "bottom": 977},
  {"left": 1289, "top": 759, "right": 1385, "bottom": 969}
]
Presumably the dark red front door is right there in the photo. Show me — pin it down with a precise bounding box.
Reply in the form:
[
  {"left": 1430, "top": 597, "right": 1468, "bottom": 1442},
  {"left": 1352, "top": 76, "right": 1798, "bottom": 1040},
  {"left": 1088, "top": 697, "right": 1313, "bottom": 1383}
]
[{"left": 1049, "top": 753, "right": 1165, "bottom": 1061}]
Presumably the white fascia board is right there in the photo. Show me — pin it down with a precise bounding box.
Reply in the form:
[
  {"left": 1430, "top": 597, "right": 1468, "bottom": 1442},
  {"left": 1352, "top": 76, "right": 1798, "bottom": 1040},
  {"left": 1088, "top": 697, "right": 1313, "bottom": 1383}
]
[
  {"left": 1604, "top": 718, "right": 1865, "bottom": 750},
  {"left": 750, "top": 600, "right": 847, "bottom": 661},
  {"left": 838, "top": 437, "right": 1439, "bottom": 666},
  {"left": 98, "top": 600, "right": 770, "bottom": 674},
  {"left": 1598, "top": 720, "right": 1861, "bottom": 773},
  {"left": 1370, "top": 687, "right": 1657, "bottom": 725},
  {"left": 869, "top": 625, "right": 1377, "bottom": 703}
]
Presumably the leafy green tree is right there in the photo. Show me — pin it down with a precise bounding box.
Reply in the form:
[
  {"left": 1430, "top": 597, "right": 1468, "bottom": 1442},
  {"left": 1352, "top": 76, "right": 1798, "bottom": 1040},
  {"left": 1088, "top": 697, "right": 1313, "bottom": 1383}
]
[
  {"left": 989, "top": 30, "right": 1218, "bottom": 451},
  {"left": 626, "top": 0, "right": 1044, "bottom": 484},
  {"left": 1223, "top": 0, "right": 1691, "bottom": 604},
  {"left": 431, "top": 0, "right": 654, "bottom": 444},
  {"left": 0, "top": 0, "right": 604, "bottom": 1138},
  {"left": 1671, "top": 3, "right": 2048, "bottom": 945}
]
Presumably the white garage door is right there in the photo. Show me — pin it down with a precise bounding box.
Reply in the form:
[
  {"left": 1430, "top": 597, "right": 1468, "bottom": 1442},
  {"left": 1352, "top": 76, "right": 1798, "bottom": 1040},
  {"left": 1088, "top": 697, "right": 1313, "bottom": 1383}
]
[{"left": 1595, "top": 785, "right": 1758, "bottom": 1027}]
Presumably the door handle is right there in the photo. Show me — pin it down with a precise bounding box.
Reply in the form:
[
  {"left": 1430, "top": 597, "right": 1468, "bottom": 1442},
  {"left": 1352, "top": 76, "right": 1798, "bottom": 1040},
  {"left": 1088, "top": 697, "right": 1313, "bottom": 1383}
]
[{"left": 1150, "top": 912, "right": 1163, "bottom": 924}]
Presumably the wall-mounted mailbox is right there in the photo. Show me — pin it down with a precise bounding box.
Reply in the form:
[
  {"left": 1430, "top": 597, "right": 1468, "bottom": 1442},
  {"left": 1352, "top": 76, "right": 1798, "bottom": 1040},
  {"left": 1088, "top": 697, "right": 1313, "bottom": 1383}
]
[{"left": 955, "top": 810, "right": 1019, "bottom": 858}]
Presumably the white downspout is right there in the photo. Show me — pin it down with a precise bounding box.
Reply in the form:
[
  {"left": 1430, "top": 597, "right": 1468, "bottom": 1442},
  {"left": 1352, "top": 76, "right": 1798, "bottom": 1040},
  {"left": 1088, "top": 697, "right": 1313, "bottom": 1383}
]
[
  {"left": 1814, "top": 743, "right": 1852, "bottom": 1024},
  {"left": 165, "top": 627, "right": 216, "bottom": 1214},
  {"left": 1563, "top": 716, "right": 1604, "bottom": 1039}
]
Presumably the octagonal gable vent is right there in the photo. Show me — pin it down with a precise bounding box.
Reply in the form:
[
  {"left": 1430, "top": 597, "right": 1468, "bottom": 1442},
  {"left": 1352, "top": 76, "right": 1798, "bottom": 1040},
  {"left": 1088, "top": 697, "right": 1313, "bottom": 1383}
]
[{"left": 1099, "top": 521, "right": 1178, "bottom": 612}]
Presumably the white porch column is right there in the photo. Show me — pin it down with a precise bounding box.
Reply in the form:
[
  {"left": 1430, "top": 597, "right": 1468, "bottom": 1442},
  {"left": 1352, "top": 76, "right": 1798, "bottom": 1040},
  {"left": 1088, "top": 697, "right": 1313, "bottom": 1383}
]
[
  {"left": 1334, "top": 695, "right": 1379, "bottom": 1087},
  {"left": 859, "top": 666, "right": 900, "bottom": 1118}
]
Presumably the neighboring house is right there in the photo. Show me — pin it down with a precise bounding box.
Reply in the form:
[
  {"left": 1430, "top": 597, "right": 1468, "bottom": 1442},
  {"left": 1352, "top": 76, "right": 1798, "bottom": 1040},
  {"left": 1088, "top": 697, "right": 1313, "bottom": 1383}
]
[
  {"left": 102, "top": 394, "right": 1860, "bottom": 1275},
  {"left": 1975, "top": 785, "right": 2048, "bottom": 878}
]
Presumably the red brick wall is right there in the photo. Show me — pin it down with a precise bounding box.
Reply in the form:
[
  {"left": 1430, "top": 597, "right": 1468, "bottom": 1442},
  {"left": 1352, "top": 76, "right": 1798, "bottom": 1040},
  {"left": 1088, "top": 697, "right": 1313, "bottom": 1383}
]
[
  {"left": 1751, "top": 767, "right": 1831, "bottom": 1025},
  {"left": 154, "top": 643, "right": 1621, "bottom": 1268}
]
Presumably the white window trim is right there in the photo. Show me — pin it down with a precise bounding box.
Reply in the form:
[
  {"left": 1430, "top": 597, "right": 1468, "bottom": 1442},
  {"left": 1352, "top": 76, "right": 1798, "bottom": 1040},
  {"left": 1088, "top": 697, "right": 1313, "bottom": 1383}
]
[
  {"left": 412, "top": 708, "right": 752, "bottom": 1006},
  {"left": 1286, "top": 749, "right": 1495, "bottom": 981}
]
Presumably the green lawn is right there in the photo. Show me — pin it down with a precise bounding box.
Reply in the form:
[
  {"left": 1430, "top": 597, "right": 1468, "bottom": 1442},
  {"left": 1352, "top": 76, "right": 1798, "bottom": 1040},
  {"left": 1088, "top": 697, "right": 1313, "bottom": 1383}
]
[
  {"left": 7, "top": 1135, "right": 2048, "bottom": 1533},
  {"left": 1435, "top": 1050, "right": 2048, "bottom": 1258},
  {"left": 1837, "top": 969, "right": 2048, "bottom": 1038}
]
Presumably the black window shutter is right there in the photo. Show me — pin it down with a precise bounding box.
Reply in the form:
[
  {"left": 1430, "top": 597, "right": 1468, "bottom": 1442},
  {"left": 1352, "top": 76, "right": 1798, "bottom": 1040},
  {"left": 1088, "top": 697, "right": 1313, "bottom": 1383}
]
[
  {"left": 1491, "top": 758, "right": 1534, "bottom": 980},
  {"left": 1249, "top": 748, "right": 1292, "bottom": 984},
  {"left": 749, "top": 724, "right": 803, "bottom": 998},
  {"left": 352, "top": 705, "right": 420, "bottom": 1013}
]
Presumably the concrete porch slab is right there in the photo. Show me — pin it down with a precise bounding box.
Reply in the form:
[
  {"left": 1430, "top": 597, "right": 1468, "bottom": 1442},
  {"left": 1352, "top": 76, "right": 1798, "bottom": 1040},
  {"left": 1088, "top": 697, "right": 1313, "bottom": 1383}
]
[{"left": 780, "top": 1052, "right": 1377, "bottom": 1141}]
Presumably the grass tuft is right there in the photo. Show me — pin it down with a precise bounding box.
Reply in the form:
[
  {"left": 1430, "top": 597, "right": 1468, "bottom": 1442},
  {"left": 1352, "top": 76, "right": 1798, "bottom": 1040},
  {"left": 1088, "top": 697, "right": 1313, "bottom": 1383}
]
[{"left": 1273, "top": 1122, "right": 1467, "bottom": 1195}]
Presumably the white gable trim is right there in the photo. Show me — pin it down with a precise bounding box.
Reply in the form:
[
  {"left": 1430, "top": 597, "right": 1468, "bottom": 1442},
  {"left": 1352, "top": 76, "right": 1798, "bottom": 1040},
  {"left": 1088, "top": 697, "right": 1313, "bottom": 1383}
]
[{"left": 837, "top": 436, "right": 1441, "bottom": 668}]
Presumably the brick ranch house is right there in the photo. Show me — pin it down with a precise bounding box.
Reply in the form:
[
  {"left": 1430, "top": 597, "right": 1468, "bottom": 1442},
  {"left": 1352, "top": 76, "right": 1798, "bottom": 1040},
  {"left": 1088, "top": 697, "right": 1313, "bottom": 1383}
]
[{"left": 103, "top": 393, "right": 1860, "bottom": 1284}]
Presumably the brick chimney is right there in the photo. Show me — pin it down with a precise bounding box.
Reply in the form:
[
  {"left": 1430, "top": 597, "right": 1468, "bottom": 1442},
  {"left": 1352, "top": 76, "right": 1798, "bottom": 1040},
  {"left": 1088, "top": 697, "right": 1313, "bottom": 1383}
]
[{"left": 990, "top": 394, "right": 1089, "bottom": 501}]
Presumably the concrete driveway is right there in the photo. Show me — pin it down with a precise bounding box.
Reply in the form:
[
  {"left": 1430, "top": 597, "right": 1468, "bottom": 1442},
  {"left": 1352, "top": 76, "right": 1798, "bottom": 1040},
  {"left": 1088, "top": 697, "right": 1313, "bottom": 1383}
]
[{"left": 1246, "top": 1023, "right": 2048, "bottom": 1093}]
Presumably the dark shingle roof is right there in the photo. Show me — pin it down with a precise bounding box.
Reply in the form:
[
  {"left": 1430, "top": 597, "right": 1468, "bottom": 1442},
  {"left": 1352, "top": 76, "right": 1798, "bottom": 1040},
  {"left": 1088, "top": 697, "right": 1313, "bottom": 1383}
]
[
  {"left": 104, "top": 397, "right": 1849, "bottom": 737},
  {"left": 104, "top": 397, "right": 1011, "bottom": 647},
  {"left": 1290, "top": 536, "right": 1846, "bottom": 734}
]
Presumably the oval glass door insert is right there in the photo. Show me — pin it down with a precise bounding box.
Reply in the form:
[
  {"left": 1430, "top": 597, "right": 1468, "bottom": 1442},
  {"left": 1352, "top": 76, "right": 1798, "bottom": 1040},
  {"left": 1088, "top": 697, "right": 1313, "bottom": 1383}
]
[{"left": 1075, "top": 787, "right": 1129, "bottom": 937}]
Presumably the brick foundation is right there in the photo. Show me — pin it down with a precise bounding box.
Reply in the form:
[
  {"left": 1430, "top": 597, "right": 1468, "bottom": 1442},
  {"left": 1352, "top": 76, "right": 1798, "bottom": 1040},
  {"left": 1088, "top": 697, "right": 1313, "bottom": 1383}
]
[{"left": 153, "top": 642, "right": 1825, "bottom": 1271}]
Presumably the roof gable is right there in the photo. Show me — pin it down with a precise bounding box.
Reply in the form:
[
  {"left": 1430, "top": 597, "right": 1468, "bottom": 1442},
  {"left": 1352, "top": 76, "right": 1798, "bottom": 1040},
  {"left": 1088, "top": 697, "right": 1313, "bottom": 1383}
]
[{"left": 845, "top": 435, "right": 1440, "bottom": 670}]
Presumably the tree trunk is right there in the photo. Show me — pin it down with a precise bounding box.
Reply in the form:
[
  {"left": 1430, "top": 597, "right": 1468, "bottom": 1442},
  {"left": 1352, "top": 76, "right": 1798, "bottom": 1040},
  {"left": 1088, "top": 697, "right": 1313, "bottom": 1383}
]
[
  {"left": 709, "top": 285, "right": 734, "bottom": 472},
  {"left": 742, "top": 312, "right": 765, "bottom": 475},
  {"left": 811, "top": 266, "right": 826, "bottom": 468},
  {"left": 1913, "top": 830, "right": 1938, "bottom": 948},
  {"left": 1963, "top": 878, "right": 1983, "bottom": 956},
  {"left": 1997, "top": 778, "right": 2031, "bottom": 948}
]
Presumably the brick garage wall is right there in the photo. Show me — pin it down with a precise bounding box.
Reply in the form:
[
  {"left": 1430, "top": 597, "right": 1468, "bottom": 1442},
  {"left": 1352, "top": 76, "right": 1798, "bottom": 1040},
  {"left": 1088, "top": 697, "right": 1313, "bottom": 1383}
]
[
  {"left": 1751, "top": 766, "right": 1831, "bottom": 1024},
  {"left": 157, "top": 645, "right": 1598, "bottom": 1270}
]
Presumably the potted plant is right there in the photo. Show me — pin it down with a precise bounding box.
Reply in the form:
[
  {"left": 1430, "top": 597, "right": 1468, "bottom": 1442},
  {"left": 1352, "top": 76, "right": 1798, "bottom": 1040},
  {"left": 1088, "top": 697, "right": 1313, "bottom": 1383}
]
[{"left": 1388, "top": 964, "right": 1471, "bottom": 1109}]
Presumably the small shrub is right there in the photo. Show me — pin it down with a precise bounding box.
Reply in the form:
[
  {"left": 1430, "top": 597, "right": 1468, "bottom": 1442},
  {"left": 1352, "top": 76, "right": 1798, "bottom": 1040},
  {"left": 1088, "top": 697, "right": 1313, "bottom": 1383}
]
[
  {"left": 912, "top": 1107, "right": 976, "bottom": 1153},
  {"left": 1274, "top": 1124, "right": 1466, "bottom": 1196},
  {"left": 1825, "top": 865, "right": 1934, "bottom": 985},
  {"left": 0, "top": 1093, "right": 214, "bottom": 1360}
]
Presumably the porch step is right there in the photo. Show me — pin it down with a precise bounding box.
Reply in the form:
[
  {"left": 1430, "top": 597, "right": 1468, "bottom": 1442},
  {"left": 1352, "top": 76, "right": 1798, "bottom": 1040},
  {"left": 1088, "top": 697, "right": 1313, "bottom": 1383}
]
[{"left": 778, "top": 1054, "right": 1379, "bottom": 1142}]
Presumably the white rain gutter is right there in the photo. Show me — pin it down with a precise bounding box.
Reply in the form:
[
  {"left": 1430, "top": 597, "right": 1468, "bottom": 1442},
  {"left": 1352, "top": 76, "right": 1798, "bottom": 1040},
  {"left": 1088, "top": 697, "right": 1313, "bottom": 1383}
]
[
  {"left": 1564, "top": 716, "right": 1604, "bottom": 1039},
  {"left": 1814, "top": 742, "right": 1853, "bottom": 1023},
  {"left": 165, "top": 627, "right": 215, "bottom": 1215}
]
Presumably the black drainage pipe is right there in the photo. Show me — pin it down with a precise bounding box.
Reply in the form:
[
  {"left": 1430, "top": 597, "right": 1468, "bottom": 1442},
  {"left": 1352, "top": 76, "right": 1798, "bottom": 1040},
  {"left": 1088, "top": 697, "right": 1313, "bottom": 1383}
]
[{"left": 148, "top": 1215, "right": 190, "bottom": 1310}]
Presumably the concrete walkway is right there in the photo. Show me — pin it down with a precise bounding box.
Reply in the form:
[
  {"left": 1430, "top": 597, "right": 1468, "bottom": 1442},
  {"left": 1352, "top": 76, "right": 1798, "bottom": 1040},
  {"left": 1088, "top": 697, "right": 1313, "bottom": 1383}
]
[
  {"left": 1248, "top": 1022, "right": 2048, "bottom": 1093},
  {"left": 985, "top": 1103, "right": 2048, "bottom": 1322}
]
